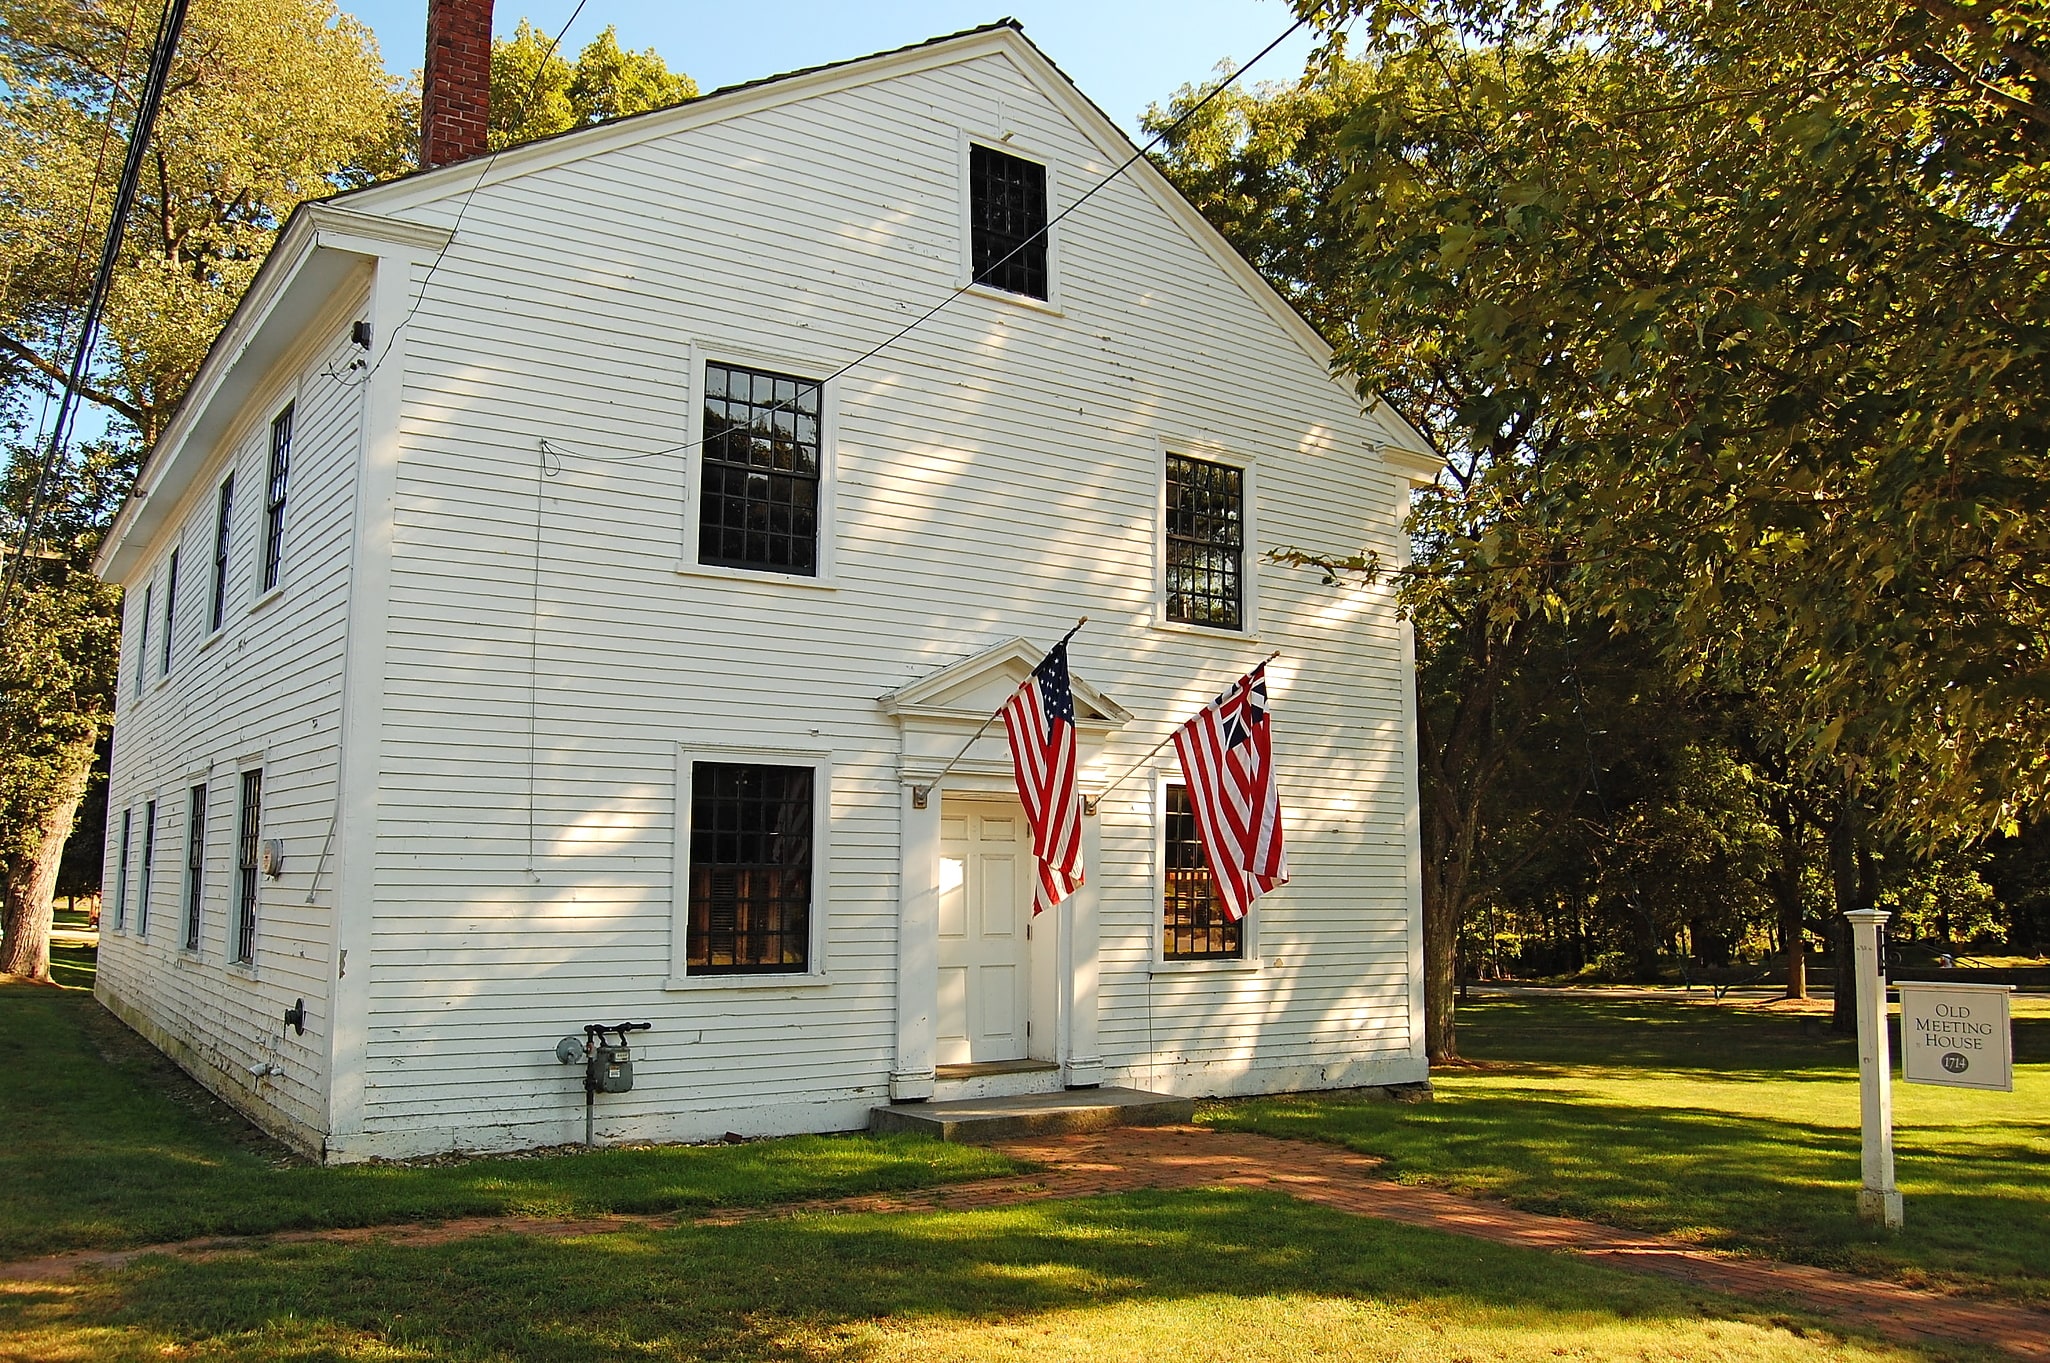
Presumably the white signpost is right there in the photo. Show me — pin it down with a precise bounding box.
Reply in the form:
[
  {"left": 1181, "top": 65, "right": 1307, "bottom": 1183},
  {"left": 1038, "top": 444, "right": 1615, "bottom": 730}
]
[
  {"left": 1844, "top": 909, "right": 1902, "bottom": 1229},
  {"left": 1898, "top": 981, "right": 2015, "bottom": 1092}
]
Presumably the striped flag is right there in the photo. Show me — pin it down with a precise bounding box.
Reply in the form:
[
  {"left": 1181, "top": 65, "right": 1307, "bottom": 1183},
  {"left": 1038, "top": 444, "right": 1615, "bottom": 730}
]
[
  {"left": 1172, "top": 664, "right": 1288, "bottom": 920},
  {"left": 1001, "top": 639, "right": 1084, "bottom": 915}
]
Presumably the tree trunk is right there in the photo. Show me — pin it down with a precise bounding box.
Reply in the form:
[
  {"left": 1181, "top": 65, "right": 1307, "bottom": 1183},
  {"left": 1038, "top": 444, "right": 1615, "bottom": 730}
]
[
  {"left": 1827, "top": 795, "right": 1877, "bottom": 1033},
  {"left": 0, "top": 738, "right": 94, "bottom": 980},
  {"left": 1420, "top": 830, "right": 1465, "bottom": 1064},
  {"left": 1770, "top": 807, "right": 1808, "bottom": 999}
]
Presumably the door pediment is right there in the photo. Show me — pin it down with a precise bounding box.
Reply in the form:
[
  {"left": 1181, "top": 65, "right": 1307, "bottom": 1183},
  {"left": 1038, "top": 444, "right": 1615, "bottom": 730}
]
[{"left": 879, "top": 636, "right": 1132, "bottom": 732}]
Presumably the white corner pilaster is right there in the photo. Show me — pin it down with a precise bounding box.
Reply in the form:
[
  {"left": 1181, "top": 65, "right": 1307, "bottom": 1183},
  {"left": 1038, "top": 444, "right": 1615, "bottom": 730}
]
[
  {"left": 892, "top": 780, "right": 941, "bottom": 1099},
  {"left": 1063, "top": 806, "right": 1104, "bottom": 1088}
]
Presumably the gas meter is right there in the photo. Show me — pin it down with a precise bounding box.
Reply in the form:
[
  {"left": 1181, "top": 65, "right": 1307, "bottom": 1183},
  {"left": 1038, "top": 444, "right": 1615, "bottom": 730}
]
[{"left": 555, "top": 1021, "right": 650, "bottom": 1145}]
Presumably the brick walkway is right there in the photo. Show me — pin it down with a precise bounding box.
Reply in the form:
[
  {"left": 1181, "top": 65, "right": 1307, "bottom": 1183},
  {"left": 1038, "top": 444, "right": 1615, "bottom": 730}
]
[{"left": 5, "top": 1125, "right": 2044, "bottom": 1358}]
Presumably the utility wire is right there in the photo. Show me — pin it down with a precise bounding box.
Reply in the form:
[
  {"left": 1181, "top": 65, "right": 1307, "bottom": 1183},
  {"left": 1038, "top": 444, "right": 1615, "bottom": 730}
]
[
  {"left": 533, "top": 10, "right": 1320, "bottom": 469},
  {"left": 0, "top": 0, "right": 190, "bottom": 628}
]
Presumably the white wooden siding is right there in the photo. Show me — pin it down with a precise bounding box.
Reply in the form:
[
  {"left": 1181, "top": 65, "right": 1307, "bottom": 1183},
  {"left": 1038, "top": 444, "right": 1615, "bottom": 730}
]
[
  {"left": 96, "top": 283, "right": 369, "bottom": 1154},
  {"left": 341, "top": 42, "right": 1420, "bottom": 1154}
]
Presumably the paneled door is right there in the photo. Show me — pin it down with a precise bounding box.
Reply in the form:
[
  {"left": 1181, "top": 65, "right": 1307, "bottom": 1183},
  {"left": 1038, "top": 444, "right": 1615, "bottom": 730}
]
[{"left": 936, "top": 800, "right": 1032, "bottom": 1064}]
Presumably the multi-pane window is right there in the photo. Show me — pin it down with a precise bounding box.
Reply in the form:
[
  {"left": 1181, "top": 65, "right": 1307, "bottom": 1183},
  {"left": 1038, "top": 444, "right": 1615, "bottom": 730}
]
[
  {"left": 135, "top": 584, "right": 151, "bottom": 698},
  {"left": 160, "top": 548, "right": 179, "bottom": 675},
  {"left": 969, "top": 143, "right": 1049, "bottom": 299},
  {"left": 699, "top": 363, "right": 821, "bottom": 576},
  {"left": 138, "top": 800, "right": 156, "bottom": 936},
  {"left": 183, "top": 783, "right": 206, "bottom": 952},
  {"left": 209, "top": 475, "right": 234, "bottom": 631},
  {"left": 113, "top": 809, "right": 132, "bottom": 932},
  {"left": 1165, "top": 453, "right": 1244, "bottom": 630},
  {"left": 233, "top": 770, "right": 261, "bottom": 965},
  {"left": 1164, "top": 784, "right": 1243, "bottom": 960},
  {"left": 686, "top": 762, "right": 813, "bottom": 974},
  {"left": 263, "top": 403, "right": 292, "bottom": 592}
]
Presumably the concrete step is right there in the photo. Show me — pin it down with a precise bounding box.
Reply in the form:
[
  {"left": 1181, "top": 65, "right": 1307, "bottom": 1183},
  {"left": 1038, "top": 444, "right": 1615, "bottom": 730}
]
[{"left": 870, "top": 1085, "right": 1194, "bottom": 1142}]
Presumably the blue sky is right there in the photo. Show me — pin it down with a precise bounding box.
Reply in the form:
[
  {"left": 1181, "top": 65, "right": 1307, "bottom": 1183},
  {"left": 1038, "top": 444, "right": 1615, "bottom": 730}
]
[{"left": 341, "top": 1, "right": 1322, "bottom": 135}]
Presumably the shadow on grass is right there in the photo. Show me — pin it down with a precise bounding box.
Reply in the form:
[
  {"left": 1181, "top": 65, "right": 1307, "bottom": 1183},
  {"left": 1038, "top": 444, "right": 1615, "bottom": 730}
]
[{"left": 0, "top": 1191, "right": 1946, "bottom": 1363}]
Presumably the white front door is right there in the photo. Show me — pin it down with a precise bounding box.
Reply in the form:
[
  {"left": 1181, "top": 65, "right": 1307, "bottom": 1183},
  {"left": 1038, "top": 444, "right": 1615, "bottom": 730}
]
[{"left": 936, "top": 799, "right": 1031, "bottom": 1064}]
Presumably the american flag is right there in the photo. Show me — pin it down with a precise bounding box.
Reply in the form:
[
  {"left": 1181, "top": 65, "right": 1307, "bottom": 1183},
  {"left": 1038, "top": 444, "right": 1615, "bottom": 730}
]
[
  {"left": 1172, "top": 663, "right": 1288, "bottom": 920},
  {"left": 1001, "top": 639, "right": 1085, "bottom": 915}
]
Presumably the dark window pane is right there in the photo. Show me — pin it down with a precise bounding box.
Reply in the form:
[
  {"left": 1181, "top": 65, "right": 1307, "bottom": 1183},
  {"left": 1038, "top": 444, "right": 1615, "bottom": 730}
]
[
  {"left": 234, "top": 770, "right": 261, "bottom": 964},
  {"left": 1164, "top": 784, "right": 1243, "bottom": 960},
  {"left": 969, "top": 143, "right": 1049, "bottom": 299},
  {"left": 699, "top": 362, "right": 821, "bottom": 575},
  {"left": 184, "top": 783, "right": 206, "bottom": 952},
  {"left": 687, "top": 762, "right": 813, "bottom": 974},
  {"left": 1165, "top": 453, "right": 1244, "bottom": 630},
  {"left": 263, "top": 404, "right": 292, "bottom": 592},
  {"left": 209, "top": 476, "right": 234, "bottom": 631}
]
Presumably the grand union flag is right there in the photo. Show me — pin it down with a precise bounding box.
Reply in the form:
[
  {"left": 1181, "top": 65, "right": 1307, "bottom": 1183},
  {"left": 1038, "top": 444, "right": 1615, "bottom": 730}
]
[{"left": 1172, "top": 664, "right": 1288, "bottom": 920}]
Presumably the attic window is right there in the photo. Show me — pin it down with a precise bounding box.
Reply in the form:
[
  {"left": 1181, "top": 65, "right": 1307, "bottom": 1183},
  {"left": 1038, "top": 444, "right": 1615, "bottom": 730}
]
[{"left": 969, "top": 143, "right": 1048, "bottom": 299}]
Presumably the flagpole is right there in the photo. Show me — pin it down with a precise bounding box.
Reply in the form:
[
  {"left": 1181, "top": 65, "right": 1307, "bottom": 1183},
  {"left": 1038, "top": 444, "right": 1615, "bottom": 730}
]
[
  {"left": 910, "top": 618, "right": 1086, "bottom": 810},
  {"left": 1086, "top": 651, "right": 1280, "bottom": 813}
]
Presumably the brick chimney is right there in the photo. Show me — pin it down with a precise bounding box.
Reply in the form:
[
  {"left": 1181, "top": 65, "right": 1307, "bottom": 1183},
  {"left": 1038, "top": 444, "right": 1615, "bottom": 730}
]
[{"left": 422, "top": 0, "right": 494, "bottom": 168}]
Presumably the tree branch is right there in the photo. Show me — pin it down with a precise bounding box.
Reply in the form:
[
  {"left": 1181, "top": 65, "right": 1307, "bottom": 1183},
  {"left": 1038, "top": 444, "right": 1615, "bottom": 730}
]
[{"left": 0, "top": 332, "right": 148, "bottom": 429}]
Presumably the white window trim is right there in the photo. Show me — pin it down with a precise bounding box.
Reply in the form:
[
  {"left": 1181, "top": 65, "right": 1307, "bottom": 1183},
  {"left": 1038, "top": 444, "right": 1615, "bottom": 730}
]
[
  {"left": 110, "top": 806, "right": 133, "bottom": 934},
  {"left": 676, "top": 341, "right": 841, "bottom": 589},
  {"left": 1155, "top": 436, "right": 1260, "bottom": 638},
  {"left": 668, "top": 742, "right": 832, "bottom": 989},
  {"left": 136, "top": 792, "right": 159, "bottom": 941},
  {"left": 179, "top": 776, "right": 209, "bottom": 957},
  {"left": 228, "top": 752, "right": 265, "bottom": 975},
  {"left": 1151, "top": 773, "right": 1262, "bottom": 975},
  {"left": 206, "top": 471, "right": 236, "bottom": 637},
  {"left": 259, "top": 387, "right": 301, "bottom": 600},
  {"left": 954, "top": 128, "right": 1065, "bottom": 315}
]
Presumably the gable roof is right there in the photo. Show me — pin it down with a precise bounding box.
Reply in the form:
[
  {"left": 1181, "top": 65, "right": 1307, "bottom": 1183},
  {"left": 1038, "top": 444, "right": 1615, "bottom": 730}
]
[
  {"left": 100, "top": 20, "right": 1423, "bottom": 579},
  {"left": 323, "top": 20, "right": 1343, "bottom": 375}
]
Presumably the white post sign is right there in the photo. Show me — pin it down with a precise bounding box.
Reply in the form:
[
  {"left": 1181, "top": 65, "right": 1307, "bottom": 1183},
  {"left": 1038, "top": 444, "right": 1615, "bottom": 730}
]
[
  {"left": 1898, "top": 982, "right": 2014, "bottom": 1092},
  {"left": 1844, "top": 909, "right": 1901, "bottom": 1228}
]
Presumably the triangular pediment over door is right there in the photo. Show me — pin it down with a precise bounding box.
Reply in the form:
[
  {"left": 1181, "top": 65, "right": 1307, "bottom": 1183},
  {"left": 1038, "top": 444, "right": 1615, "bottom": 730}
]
[{"left": 879, "top": 636, "right": 1131, "bottom": 787}]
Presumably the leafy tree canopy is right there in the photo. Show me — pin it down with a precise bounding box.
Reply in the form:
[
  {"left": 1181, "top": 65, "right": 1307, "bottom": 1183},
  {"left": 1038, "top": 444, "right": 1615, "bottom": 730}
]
[{"left": 490, "top": 20, "right": 697, "bottom": 150}]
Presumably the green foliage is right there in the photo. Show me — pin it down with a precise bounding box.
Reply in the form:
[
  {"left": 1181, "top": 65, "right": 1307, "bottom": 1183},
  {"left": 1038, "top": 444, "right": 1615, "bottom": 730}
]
[
  {"left": 490, "top": 20, "right": 697, "bottom": 150},
  {"left": 0, "top": 0, "right": 409, "bottom": 442}
]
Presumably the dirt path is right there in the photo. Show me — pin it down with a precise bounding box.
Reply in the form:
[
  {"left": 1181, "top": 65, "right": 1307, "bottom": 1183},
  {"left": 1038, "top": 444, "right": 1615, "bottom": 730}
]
[{"left": 5, "top": 1125, "right": 2043, "bottom": 1358}]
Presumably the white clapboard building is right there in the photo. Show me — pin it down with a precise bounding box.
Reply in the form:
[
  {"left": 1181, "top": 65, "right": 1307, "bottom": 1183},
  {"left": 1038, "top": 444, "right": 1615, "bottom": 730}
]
[{"left": 91, "top": 15, "right": 1440, "bottom": 1161}]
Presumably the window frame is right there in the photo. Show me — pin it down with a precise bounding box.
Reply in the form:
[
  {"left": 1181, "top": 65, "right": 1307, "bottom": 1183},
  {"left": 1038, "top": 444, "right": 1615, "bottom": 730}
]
[
  {"left": 668, "top": 744, "right": 832, "bottom": 989},
  {"left": 261, "top": 401, "right": 293, "bottom": 595},
  {"left": 955, "top": 131, "right": 1062, "bottom": 313},
  {"left": 1157, "top": 438, "right": 1259, "bottom": 636},
  {"left": 678, "top": 342, "right": 840, "bottom": 589},
  {"left": 232, "top": 766, "right": 262, "bottom": 966},
  {"left": 182, "top": 781, "right": 206, "bottom": 954},
  {"left": 159, "top": 546, "right": 180, "bottom": 678},
  {"left": 134, "top": 582, "right": 151, "bottom": 700},
  {"left": 1152, "top": 775, "right": 1261, "bottom": 973},
  {"left": 209, "top": 473, "right": 235, "bottom": 633},
  {"left": 138, "top": 798, "right": 156, "bottom": 937},
  {"left": 112, "top": 808, "right": 132, "bottom": 933}
]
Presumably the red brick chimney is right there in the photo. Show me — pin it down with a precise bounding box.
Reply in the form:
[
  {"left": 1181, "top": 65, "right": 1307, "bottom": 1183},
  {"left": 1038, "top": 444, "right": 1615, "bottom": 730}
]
[{"left": 422, "top": 0, "right": 494, "bottom": 168}]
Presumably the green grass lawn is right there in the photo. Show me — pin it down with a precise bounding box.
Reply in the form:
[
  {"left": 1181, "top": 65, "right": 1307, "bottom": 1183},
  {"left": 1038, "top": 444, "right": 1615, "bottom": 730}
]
[
  {"left": 0, "top": 1190, "right": 1966, "bottom": 1362},
  {"left": 1201, "top": 992, "right": 2050, "bottom": 1304},
  {"left": 0, "top": 957, "right": 1014, "bottom": 1260}
]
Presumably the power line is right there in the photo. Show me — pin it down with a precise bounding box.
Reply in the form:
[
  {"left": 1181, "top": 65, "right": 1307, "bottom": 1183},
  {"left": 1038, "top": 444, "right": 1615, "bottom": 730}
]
[
  {"left": 532, "top": 12, "right": 1321, "bottom": 470},
  {"left": 0, "top": 0, "right": 190, "bottom": 627}
]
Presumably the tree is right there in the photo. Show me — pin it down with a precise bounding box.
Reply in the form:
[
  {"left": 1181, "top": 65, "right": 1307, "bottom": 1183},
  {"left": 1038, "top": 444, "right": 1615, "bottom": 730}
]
[
  {"left": 489, "top": 21, "right": 696, "bottom": 151},
  {"left": 0, "top": 0, "right": 405, "bottom": 978}
]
